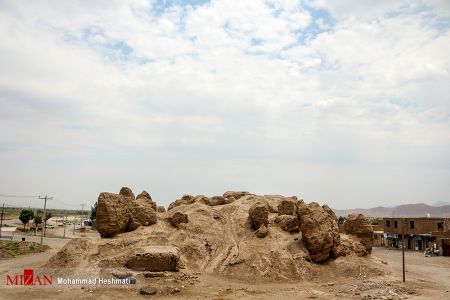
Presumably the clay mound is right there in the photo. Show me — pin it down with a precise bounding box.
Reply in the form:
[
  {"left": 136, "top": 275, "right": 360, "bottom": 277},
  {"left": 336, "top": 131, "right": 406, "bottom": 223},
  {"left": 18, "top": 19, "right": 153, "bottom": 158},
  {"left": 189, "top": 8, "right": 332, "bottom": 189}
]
[{"left": 46, "top": 192, "right": 375, "bottom": 282}]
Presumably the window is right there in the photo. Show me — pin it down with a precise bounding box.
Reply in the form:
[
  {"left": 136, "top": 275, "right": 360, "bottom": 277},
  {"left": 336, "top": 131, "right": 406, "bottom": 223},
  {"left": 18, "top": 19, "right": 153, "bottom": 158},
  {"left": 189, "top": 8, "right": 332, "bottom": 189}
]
[
  {"left": 394, "top": 220, "right": 398, "bottom": 228},
  {"left": 438, "top": 222, "right": 444, "bottom": 231},
  {"left": 410, "top": 221, "right": 415, "bottom": 229},
  {"left": 386, "top": 220, "right": 391, "bottom": 227}
]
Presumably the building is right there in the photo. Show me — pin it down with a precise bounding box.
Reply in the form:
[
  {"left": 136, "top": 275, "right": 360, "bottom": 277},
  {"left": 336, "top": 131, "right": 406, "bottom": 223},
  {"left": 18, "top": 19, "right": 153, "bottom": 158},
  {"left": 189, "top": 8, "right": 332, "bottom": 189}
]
[
  {"left": 373, "top": 230, "right": 385, "bottom": 247},
  {"left": 382, "top": 217, "right": 450, "bottom": 256}
]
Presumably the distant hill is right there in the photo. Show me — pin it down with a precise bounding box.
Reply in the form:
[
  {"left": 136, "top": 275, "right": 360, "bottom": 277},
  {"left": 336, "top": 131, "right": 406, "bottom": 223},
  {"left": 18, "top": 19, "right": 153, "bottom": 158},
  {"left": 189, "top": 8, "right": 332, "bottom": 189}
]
[
  {"left": 434, "top": 201, "right": 450, "bottom": 206},
  {"left": 333, "top": 203, "right": 450, "bottom": 218}
]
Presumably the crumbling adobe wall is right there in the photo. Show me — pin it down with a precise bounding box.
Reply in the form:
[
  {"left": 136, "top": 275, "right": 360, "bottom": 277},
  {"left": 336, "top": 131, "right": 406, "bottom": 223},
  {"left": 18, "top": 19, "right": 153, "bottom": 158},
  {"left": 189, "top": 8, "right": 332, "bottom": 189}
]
[
  {"left": 96, "top": 187, "right": 157, "bottom": 238},
  {"left": 296, "top": 201, "right": 342, "bottom": 263},
  {"left": 344, "top": 213, "right": 374, "bottom": 255}
]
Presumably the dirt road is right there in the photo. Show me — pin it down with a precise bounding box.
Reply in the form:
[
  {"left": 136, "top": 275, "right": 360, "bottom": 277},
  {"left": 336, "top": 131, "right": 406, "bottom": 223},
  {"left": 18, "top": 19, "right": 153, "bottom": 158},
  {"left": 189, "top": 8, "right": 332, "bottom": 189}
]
[{"left": 372, "top": 247, "right": 450, "bottom": 299}]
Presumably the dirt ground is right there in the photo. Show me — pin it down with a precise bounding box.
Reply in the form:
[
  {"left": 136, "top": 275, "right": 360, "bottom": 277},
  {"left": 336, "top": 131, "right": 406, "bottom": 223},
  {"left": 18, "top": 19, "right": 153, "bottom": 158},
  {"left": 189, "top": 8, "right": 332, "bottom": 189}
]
[
  {"left": 2, "top": 247, "right": 449, "bottom": 299},
  {"left": 371, "top": 247, "right": 450, "bottom": 299}
]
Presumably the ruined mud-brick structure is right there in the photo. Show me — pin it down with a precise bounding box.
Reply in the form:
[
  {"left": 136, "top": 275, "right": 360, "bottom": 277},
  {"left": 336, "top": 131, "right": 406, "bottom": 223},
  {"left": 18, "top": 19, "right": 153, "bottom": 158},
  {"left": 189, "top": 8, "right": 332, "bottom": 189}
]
[{"left": 46, "top": 187, "right": 374, "bottom": 282}]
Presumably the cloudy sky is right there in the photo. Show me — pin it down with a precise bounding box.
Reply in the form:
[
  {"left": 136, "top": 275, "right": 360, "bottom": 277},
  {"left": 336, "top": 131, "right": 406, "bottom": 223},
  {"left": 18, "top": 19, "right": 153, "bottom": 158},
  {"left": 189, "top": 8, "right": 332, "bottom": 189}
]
[{"left": 0, "top": 0, "right": 449, "bottom": 210}]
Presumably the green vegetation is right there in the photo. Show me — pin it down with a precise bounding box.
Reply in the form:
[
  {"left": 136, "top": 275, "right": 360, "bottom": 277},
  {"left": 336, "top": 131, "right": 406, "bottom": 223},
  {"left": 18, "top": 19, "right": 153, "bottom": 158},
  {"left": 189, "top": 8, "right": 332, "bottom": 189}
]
[
  {"left": 1, "top": 206, "right": 87, "bottom": 218},
  {"left": 33, "top": 215, "right": 42, "bottom": 226},
  {"left": 91, "top": 202, "right": 97, "bottom": 220},
  {"left": 0, "top": 241, "right": 48, "bottom": 258},
  {"left": 45, "top": 212, "right": 52, "bottom": 222},
  {"left": 3, "top": 241, "right": 21, "bottom": 256},
  {"left": 19, "top": 209, "right": 34, "bottom": 230},
  {"left": 370, "top": 218, "right": 380, "bottom": 225},
  {"left": 337, "top": 216, "right": 347, "bottom": 225}
]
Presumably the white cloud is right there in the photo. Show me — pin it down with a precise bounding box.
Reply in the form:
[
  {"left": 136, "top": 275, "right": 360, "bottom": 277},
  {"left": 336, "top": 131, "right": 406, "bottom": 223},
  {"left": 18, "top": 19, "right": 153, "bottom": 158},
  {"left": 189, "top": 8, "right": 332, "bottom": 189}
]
[{"left": 0, "top": 0, "right": 449, "bottom": 209}]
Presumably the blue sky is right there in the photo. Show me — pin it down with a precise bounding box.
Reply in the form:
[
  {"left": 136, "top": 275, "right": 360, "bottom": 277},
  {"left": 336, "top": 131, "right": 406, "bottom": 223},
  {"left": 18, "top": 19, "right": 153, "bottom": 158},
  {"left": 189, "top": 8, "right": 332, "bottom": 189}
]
[{"left": 0, "top": 0, "right": 449, "bottom": 210}]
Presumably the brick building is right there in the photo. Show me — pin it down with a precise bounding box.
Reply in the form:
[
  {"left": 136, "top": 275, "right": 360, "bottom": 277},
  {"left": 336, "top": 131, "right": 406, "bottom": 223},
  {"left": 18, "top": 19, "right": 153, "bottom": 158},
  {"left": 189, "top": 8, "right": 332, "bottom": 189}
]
[{"left": 382, "top": 217, "right": 450, "bottom": 256}]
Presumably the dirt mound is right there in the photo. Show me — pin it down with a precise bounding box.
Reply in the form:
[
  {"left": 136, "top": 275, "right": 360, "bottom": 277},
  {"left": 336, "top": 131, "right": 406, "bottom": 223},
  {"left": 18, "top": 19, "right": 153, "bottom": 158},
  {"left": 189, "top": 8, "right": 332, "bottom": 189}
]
[
  {"left": 96, "top": 187, "right": 157, "bottom": 238},
  {"left": 43, "top": 238, "right": 97, "bottom": 272},
  {"left": 46, "top": 192, "right": 376, "bottom": 282}
]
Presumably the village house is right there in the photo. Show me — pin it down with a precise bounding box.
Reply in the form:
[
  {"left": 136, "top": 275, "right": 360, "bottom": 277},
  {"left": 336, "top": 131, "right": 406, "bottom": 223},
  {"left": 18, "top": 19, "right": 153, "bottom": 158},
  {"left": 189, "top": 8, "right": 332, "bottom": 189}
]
[{"left": 382, "top": 217, "right": 450, "bottom": 256}]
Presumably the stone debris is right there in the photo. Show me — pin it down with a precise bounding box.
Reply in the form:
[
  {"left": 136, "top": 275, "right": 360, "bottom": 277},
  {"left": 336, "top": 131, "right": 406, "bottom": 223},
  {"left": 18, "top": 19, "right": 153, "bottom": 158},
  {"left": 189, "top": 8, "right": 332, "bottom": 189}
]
[
  {"left": 256, "top": 224, "right": 268, "bottom": 238},
  {"left": 139, "top": 285, "right": 157, "bottom": 295}
]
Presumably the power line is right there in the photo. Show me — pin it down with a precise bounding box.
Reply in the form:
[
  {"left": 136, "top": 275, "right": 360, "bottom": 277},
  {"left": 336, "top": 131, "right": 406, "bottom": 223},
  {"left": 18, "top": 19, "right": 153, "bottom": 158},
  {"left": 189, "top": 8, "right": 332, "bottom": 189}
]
[
  {"left": 1, "top": 193, "right": 85, "bottom": 209},
  {"left": 0, "top": 194, "right": 39, "bottom": 198}
]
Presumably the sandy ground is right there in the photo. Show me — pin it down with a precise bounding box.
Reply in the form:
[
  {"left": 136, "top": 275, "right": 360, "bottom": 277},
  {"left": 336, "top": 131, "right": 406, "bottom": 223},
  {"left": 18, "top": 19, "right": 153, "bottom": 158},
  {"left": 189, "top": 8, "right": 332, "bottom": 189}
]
[
  {"left": 372, "top": 247, "right": 450, "bottom": 299},
  {"left": 2, "top": 246, "right": 449, "bottom": 299}
]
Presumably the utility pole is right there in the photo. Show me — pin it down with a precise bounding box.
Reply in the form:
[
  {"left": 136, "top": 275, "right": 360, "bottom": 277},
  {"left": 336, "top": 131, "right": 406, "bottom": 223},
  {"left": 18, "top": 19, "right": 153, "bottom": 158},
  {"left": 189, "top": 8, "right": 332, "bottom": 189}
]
[
  {"left": 0, "top": 203, "right": 4, "bottom": 240},
  {"left": 34, "top": 208, "right": 37, "bottom": 236},
  {"left": 63, "top": 216, "right": 66, "bottom": 238},
  {"left": 80, "top": 204, "right": 85, "bottom": 228},
  {"left": 39, "top": 195, "right": 53, "bottom": 246},
  {"left": 402, "top": 218, "right": 406, "bottom": 282}
]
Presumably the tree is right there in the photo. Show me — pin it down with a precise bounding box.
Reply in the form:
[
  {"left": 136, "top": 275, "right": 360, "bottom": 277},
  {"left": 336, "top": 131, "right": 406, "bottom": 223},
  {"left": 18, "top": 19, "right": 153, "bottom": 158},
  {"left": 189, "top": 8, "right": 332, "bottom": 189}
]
[
  {"left": 19, "top": 209, "right": 34, "bottom": 230},
  {"left": 91, "top": 202, "right": 97, "bottom": 220},
  {"left": 370, "top": 218, "right": 379, "bottom": 225},
  {"left": 32, "top": 215, "right": 42, "bottom": 236},
  {"left": 45, "top": 212, "right": 52, "bottom": 222},
  {"left": 337, "top": 216, "right": 347, "bottom": 225},
  {"left": 34, "top": 215, "right": 42, "bottom": 226}
]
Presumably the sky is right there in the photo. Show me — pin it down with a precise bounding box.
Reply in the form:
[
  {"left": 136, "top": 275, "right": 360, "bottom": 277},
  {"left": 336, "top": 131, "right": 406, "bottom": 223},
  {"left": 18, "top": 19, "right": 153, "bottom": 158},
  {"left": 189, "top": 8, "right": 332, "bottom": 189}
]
[{"left": 0, "top": 0, "right": 449, "bottom": 210}]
